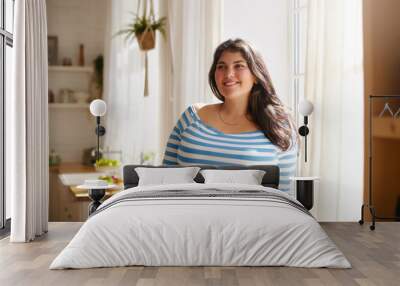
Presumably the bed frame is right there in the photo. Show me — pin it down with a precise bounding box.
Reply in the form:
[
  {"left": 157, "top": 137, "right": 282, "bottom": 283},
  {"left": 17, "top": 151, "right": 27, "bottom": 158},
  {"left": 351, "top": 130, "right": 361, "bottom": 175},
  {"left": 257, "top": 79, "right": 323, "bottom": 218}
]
[{"left": 123, "top": 165, "right": 280, "bottom": 189}]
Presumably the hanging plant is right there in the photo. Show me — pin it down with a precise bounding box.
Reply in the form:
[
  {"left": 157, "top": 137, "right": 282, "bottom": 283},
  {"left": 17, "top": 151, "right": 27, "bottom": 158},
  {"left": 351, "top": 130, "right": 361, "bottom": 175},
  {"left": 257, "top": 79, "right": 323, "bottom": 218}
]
[
  {"left": 115, "top": 0, "right": 166, "bottom": 97},
  {"left": 116, "top": 0, "right": 166, "bottom": 51}
]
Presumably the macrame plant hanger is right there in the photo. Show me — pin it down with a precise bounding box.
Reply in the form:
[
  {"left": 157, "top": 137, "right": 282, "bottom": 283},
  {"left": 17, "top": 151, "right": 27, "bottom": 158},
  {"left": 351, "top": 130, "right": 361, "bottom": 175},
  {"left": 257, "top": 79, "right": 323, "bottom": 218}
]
[{"left": 136, "top": 0, "right": 156, "bottom": 97}]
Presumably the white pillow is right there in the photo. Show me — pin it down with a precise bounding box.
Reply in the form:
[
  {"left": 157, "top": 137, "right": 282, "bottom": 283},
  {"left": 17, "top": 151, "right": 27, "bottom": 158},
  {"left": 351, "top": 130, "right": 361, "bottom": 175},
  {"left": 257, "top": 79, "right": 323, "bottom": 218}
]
[
  {"left": 200, "top": 169, "right": 266, "bottom": 185},
  {"left": 135, "top": 167, "right": 200, "bottom": 186}
]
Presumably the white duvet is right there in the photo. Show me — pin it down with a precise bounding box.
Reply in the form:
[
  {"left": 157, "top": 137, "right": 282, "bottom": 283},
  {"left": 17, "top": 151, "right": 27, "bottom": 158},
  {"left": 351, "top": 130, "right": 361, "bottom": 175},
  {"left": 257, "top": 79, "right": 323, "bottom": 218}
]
[{"left": 50, "top": 183, "right": 351, "bottom": 269}]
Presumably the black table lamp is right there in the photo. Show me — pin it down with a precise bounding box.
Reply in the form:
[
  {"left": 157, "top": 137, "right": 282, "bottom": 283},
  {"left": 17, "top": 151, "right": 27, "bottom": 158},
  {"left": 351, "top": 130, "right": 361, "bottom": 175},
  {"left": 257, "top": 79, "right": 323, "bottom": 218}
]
[
  {"left": 89, "top": 99, "right": 107, "bottom": 162},
  {"left": 298, "top": 100, "right": 314, "bottom": 163}
]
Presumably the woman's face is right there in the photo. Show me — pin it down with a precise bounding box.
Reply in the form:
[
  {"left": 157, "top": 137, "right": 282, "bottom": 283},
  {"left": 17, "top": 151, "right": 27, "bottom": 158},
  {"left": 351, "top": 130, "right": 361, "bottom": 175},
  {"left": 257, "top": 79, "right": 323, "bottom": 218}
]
[{"left": 214, "top": 51, "right": 256, "bottom": 100}]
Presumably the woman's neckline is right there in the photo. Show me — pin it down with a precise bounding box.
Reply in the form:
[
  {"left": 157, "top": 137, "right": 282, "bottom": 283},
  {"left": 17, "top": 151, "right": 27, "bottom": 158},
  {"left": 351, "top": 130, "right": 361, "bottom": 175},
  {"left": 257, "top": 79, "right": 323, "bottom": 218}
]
[{"left": 189, "top": 105, "right": 262, "bottom": 135}]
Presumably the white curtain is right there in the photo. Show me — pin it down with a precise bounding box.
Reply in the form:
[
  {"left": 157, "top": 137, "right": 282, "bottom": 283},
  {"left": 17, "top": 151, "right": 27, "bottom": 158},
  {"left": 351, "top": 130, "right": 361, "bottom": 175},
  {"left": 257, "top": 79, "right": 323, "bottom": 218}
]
[
  {"left": 302, "top": 0, "right": 364, "bottom": 221},
  {"left": 8, "top": 0, "right": 49, "bottom": 242},
  {"left": 103, "top": 0, "right": 146, "bottom": 164},
  {"left": 159, "top": 0, "right": 222, "bottom": 151}
]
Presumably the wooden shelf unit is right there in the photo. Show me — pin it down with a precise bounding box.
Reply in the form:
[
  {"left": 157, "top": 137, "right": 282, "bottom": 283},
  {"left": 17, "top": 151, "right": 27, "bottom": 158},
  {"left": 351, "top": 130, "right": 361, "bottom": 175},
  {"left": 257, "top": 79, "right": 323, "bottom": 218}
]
[
  {"left": 49, "top": 103, "right": 90, "bottom": 109},
  {"left": 48, "top": 65, "right": 94, "bottom": 73}
]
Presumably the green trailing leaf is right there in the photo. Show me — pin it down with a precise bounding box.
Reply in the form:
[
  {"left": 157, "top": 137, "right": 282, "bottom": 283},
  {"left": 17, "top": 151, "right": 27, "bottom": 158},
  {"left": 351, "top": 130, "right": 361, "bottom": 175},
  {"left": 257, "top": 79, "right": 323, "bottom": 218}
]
[{"left": 115, "top": 13, "right": 167, "bottom": 43}]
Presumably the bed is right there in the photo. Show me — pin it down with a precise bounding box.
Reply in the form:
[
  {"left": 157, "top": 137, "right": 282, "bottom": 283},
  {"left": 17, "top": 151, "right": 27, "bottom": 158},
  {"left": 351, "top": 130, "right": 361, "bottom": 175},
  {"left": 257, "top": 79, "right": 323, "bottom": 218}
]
[{"left": 50, "top": 165, "right": 350, "bottom": 269}]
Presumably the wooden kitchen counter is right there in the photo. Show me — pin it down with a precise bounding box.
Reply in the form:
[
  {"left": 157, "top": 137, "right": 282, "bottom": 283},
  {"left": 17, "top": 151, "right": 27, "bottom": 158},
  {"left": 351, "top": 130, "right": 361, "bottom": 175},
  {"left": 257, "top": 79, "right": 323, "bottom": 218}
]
[
  {"left": 50, "top": 162, "right": 96, "bottom": 174},
  {"left": 49, "top": 162, "right": 121, "bottom": 222}
]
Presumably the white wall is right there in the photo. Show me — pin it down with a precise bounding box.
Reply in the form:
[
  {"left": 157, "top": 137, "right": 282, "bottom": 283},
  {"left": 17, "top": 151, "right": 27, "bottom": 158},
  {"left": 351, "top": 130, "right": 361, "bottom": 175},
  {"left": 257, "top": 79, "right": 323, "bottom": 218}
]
[{"left": 222, "top": 0, "right": 290, "bottom": 105}]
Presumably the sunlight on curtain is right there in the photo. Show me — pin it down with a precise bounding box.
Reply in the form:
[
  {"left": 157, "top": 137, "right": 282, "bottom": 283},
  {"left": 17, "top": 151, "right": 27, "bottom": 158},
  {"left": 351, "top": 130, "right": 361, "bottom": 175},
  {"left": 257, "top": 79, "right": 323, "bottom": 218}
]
[
  {"left": 302, "top": 0, "right": 364, "bottom": 221},
  {"left": 9, "top": 0, "right": 49, "bottom": 242},
  {"left": 103, "top": 0, "right": 149, "bottom": 164},
  {"left": 167, "top": 0, "right": 222, "bottom": 120}
]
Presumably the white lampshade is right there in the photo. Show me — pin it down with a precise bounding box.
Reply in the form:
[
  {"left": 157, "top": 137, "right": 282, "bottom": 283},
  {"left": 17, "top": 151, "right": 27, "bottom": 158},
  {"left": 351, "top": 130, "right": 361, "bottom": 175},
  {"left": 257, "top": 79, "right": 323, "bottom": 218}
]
[
  {"left": 298, "top": 100, "right": 314, "bottom": 116},
  {"left": 89, "top": 99, "right": 107, "bottom": 116}
]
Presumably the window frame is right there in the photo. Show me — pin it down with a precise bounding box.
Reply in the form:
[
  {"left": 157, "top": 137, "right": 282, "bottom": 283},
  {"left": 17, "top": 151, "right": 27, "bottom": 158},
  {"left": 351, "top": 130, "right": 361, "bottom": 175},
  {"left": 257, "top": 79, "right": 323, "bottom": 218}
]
[
  {"left": 290, "top": 0, "right": 308, "bottom": 125},
  {"left": 290, "top": 0, "right": 308, "bottom": 174},
  {"left": 0, "top": 0, "right": 14, "bottom": 232}
]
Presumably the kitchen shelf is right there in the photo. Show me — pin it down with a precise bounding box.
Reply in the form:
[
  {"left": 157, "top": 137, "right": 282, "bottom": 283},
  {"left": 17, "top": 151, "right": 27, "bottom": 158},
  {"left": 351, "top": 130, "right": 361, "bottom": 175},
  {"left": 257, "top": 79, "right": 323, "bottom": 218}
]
[
  {"left": 49, "top": 103, "right": 90, "bottom": 109},
  {"left": 48, "top": 65, "right": 93, "bottom": 73}
]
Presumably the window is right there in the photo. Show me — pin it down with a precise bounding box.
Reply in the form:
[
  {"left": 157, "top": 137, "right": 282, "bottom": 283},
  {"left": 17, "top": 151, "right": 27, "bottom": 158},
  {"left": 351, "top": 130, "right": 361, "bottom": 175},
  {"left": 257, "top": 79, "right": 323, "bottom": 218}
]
[
  {"left": 291, "top": 0, "right": 308, "bottom": 127},
  {"left": 290, "top": 0, "right": 308, "bottom": 177},
  {"left": 1, "top": 0, "right": 14, "bottom": 232}
]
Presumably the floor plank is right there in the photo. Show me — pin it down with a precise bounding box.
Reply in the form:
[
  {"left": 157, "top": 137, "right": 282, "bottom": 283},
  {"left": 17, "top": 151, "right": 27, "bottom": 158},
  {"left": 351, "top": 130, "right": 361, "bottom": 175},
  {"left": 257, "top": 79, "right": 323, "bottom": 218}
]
[{"left": 0, "top": 222, "right": 399, "bottom": 286}]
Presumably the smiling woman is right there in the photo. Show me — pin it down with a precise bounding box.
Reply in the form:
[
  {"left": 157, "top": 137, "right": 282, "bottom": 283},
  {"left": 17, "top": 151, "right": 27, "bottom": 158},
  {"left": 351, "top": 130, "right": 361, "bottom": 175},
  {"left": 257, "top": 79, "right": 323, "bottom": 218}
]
[{"left": 162, "top": 39, "right": 298, "bottom": 195}]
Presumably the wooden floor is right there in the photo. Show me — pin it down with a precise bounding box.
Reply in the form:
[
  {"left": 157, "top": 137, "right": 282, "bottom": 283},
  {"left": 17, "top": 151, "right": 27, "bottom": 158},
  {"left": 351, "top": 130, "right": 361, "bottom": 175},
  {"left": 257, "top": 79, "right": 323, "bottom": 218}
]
[{"left": 0, "top": 222, "right": 399, "bottom": 286}]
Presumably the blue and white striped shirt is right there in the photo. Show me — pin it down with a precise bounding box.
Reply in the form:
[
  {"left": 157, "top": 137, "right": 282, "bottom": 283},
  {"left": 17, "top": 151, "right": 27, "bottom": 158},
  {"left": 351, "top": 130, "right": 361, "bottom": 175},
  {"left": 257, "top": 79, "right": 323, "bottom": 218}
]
[{"left": 162, "top": 105, "right": 297, "bottom": 195}]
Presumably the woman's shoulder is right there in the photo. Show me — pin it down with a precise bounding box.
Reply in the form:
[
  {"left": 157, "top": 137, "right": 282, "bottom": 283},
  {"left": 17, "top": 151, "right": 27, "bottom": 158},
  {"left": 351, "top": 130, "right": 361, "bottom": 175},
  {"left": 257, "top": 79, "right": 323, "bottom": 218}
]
[
  {"left": 178, "top": 103, "right": 218, "bottom": 125},
  {"left": 193, "top": 103, "right": 220, "bottom": 117},
  {"left": 191, "top": 103, "right": 219, "bottom": 112}
]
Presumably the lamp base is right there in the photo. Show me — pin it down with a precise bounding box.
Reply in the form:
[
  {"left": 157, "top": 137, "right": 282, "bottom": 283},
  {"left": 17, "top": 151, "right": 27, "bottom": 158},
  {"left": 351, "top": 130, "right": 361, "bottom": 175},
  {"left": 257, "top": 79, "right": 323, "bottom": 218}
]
[
  {"left": 95, "top": 125, "right": 106, "bottom": 136},
  {"left": 88, "top": 188, "right": 106, "bottom": 215},
  {"left": 298, "top": 126, "right": 309, "bottom": 136},
  {"left": 296, "top": 180, "right": 314, "bottom": 210}
]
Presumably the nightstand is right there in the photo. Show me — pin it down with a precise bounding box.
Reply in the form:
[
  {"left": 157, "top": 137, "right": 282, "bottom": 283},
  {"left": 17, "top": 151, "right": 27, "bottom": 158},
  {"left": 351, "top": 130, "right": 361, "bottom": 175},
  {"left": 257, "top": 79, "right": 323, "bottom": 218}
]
[{"left": 292, "top": 177, "right": 319, "bottom": 210}]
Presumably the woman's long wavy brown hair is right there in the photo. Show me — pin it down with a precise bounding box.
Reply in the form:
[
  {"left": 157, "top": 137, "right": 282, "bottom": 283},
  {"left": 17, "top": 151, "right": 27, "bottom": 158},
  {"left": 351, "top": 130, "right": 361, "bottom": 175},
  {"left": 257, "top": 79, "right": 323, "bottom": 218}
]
[{"left": 208, "top": 38, "right": 296, "bottom": 151}]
